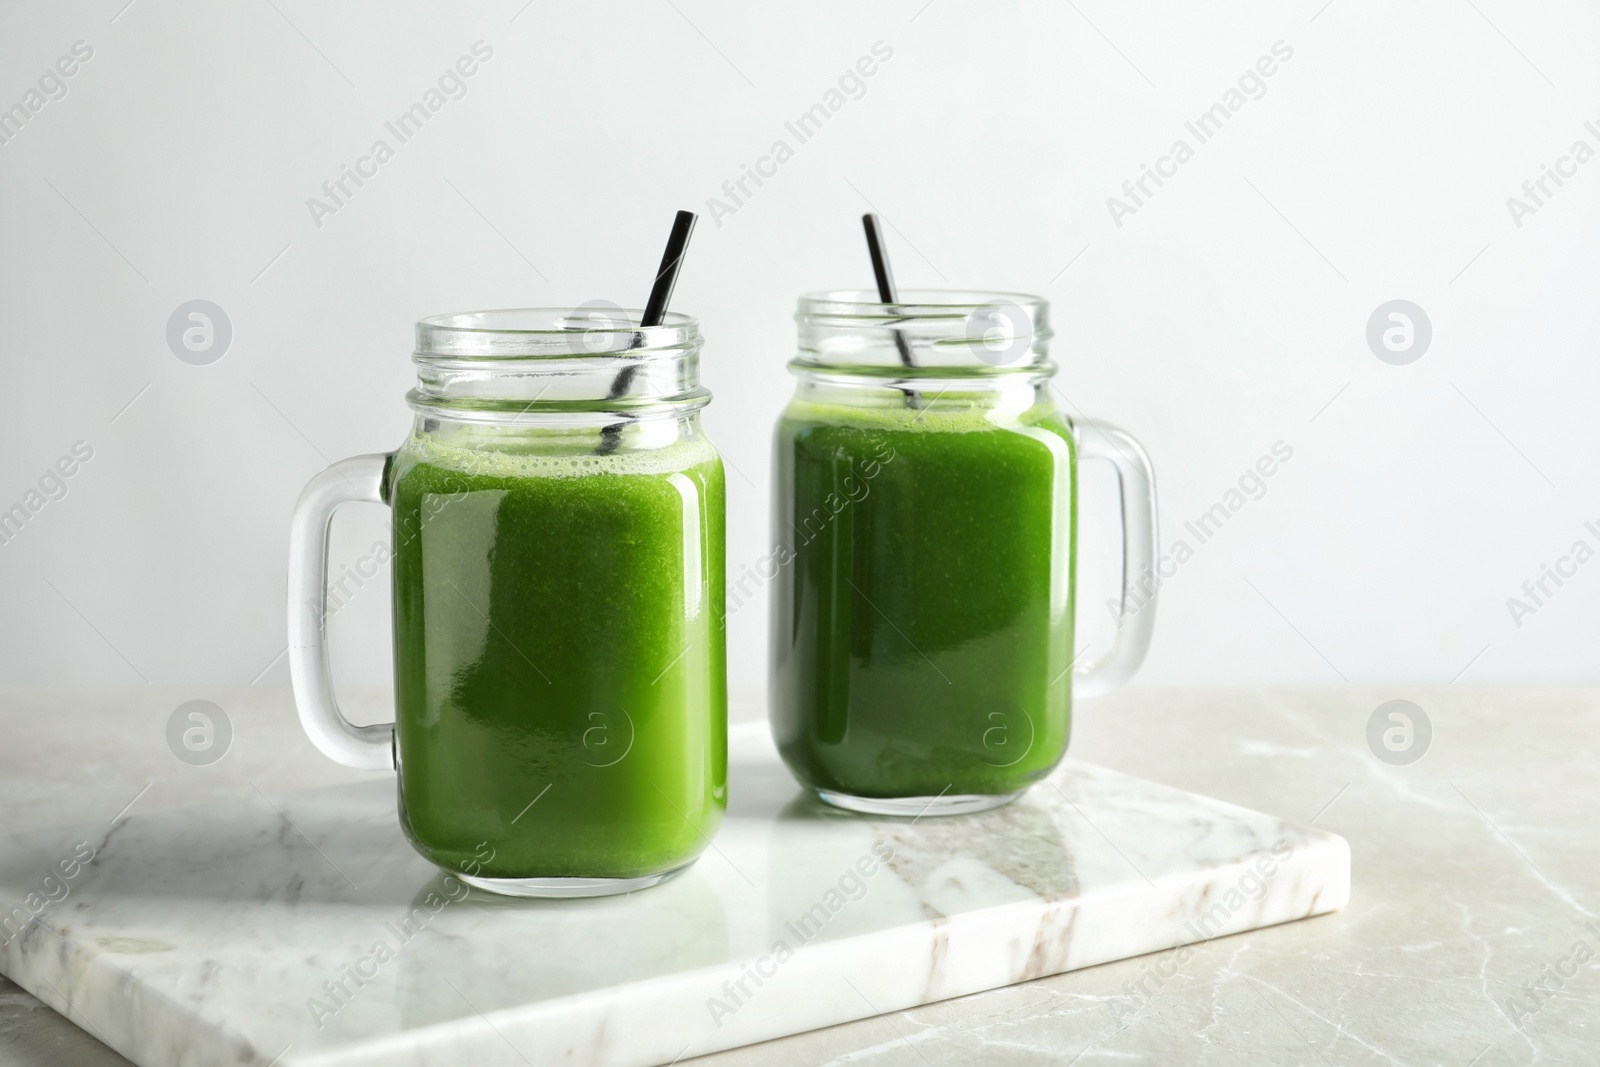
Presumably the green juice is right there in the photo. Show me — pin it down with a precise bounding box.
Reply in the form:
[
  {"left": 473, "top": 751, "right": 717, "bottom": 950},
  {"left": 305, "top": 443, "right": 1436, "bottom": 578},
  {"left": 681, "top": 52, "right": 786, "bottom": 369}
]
[
  {"left": 771, "top": 398, "right": 1077, "bottom": 800},
  {"left": 387, "top": 431, "right": 726, "bottom": 880}
]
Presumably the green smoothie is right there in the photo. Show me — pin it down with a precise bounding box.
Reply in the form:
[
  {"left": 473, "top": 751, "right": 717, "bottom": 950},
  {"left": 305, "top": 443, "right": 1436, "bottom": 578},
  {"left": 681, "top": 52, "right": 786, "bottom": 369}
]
[
  {"left": 388, "top": 429, "right": 726, "bottom": 880},
  {"left": 771, "top": 396, "right": 1077, "bottom": 799}
]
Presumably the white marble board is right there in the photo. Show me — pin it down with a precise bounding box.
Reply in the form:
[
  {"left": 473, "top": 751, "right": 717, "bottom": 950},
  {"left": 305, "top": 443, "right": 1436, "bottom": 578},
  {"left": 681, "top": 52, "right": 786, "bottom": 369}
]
[{"left": 0, "top": 722, "right": 1349, "bottom": 1067}]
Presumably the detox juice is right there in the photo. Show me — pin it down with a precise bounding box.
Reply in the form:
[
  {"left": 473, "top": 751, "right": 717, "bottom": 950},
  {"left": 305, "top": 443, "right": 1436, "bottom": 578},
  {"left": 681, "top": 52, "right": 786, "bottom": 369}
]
[
  {"left": 388, "top": 430, "right": 726, "bottom": 880},
  {"left": 771, "top": 397, "right": 1077, "bottom": 801}
]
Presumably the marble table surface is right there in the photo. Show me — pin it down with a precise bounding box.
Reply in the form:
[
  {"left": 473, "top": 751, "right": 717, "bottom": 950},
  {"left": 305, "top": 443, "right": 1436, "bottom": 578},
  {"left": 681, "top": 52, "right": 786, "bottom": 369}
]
[{"left": 1, "top": 686, "right": 1596, "bottom": 1065}]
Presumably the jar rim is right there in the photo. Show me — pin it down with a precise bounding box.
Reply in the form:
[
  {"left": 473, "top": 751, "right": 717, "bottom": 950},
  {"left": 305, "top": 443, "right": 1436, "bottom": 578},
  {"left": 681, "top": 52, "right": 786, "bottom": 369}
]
[
  {"left": 416, "top": 307, "right": 699, "bottom": 359},
  {"left": 410, "top": 307, "right": 706, "bottom": 418},
  {"left": 797, "top": 289, "right": 1049, "bottom": 321},
  {"left": 794, "top": 289, "right": 1052, "bottom": 375}
]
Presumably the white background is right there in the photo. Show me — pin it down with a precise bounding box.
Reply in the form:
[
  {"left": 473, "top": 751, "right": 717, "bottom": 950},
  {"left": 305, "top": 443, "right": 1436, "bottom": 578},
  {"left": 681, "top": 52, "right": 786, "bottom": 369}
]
[{"left": 1, "top": 0, "right": 1596, "bottom": 703}]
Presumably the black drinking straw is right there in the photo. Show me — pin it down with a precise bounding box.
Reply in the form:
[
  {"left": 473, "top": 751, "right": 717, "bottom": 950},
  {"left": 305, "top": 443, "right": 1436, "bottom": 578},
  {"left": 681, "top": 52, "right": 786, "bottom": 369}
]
[
  {"left": 862, "top": 213, "right": 914, "bottom": 369},
  {"left": 641, "top": 210, "right": 697, "bottom": 330},
  {"left": 597, "top": 209, "right": 698, "bottom": 454}
]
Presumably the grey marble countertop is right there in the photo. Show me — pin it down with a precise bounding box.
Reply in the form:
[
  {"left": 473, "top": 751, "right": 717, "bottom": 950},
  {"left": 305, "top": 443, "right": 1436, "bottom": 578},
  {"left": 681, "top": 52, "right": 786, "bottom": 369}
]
[{"left": 2, "top": 686, "right": 1596, "bottom": 1065}]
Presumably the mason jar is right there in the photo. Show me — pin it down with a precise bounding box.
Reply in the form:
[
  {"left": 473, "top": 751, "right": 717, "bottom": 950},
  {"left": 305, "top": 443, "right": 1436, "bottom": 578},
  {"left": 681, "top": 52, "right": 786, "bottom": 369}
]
[
  {"left": 288, "top": 308, "right": 726, "bottom": 897},
  {"left": 770, "top": 291, "right": 1157, "bottom": 815}
]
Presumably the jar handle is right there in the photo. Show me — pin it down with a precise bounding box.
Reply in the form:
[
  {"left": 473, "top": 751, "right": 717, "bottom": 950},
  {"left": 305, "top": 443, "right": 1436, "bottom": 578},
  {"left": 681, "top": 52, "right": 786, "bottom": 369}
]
[
  {"left": 287, "top": 453, "right": 397, "bottom": 770},
  {"left": 1072, "top": 420, "right": 1158, "bottom": 697}
]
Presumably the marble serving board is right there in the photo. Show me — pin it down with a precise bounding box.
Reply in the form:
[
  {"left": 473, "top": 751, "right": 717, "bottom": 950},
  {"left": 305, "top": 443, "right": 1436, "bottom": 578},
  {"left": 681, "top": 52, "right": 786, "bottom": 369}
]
[{"left": 0, "top": 723, "right": 1349, "bottom": 1067}]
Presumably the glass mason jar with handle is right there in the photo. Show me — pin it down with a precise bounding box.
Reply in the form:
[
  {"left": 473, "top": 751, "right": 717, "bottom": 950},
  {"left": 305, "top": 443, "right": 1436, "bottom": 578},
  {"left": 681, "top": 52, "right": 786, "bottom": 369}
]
[
  {"left": 288, "top": 308, "right": 726, "bottom": 897},
  {"left": 770, "top": 291, "right": 1156, "bottom": 815}
]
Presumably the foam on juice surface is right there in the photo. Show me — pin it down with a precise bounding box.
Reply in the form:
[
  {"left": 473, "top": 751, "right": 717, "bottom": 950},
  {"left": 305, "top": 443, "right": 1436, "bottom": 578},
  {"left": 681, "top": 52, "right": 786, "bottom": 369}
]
[
  {"left": 404, "top": 430, "right": 719, "bottom": 480},
  {"left": 782, "top": 396, "right": 1063, "bottom": 435}
]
